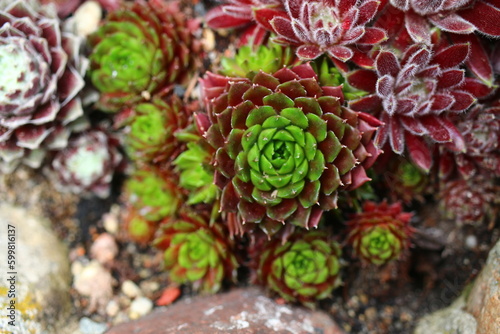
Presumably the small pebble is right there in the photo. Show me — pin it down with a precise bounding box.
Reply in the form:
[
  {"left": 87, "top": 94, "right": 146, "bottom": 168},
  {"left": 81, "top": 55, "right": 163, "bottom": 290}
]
[
  {"left": 129, "top": 297, "right": 153, "bottom": 320},
  {"left": 106, "top": 300, "right": 120, "bottom": 318},
  {"left": 139, "top": 280, "right": 160, "bottom": 295},
  {"left": 90, "top": 233, "right": 118, "bottom": 264},
  {"left": 103, "top": 205, "right": 120, "bottom": 234},
  {"left": 122, "top": 280, "right": 142, "bottom": 299},
  {"left": 465, "top": 235, "right": 477, "bottom": 249},
  {"left": 71, "top": 260, "right": 84, "bottom": 277},
  {"left": 79, "top": 317, "right": 108, "bottom": 334},
  {"left": 365, "top": 307, "right": 377, "bottom": 321}
]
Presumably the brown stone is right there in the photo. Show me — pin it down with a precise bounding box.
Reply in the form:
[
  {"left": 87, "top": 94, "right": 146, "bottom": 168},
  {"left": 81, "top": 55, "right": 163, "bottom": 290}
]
[{"left": 106, "top": 287, "right": 344, "bottom": 334}]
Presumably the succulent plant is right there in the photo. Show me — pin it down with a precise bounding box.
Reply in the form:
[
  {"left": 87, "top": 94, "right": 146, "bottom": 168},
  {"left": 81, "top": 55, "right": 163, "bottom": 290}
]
[
  {"left": 388, "top": 0, "right": 500, "bottom": 42},
  {"left": 350, "top": 39, "right": 476, "bottom": 171},
  {"left": 439, "top": 176, "right": 498, "bottom": 225},
  {"left": 120, "top": 95, "right": 188, "bottom": 164},
  {"left": 173, "top": 141, "right": 219, "bottom": 205},
  {"left": 197, "top": 63, "right": 382, "bottom": 229},
  {"left": 256, "top": 0, "right": 387, "bottom": 67},
  {"left": 123, "top": 205, "right": 158, "bottom": 244},
  {"left": 124, "top": 166, "right": 181, "bottom": 222},
  {"left": 154, "top": 210, "right": 238, "bottom": 293},
  {"left": 387, "top": 157, "right": 430, "bottom": 203},
  {"left": 0, "top": 0, "right": 87, "bottom": 172},
  {"left": 346, "top": 201, "right": 413, "bottom": 265},
  {"left": 439, "top": 104, "right": 500, "bottom": 179},
  {"left": 49, "top": 129, "right": 123, "bottom": 198},
  {"left": 219, "top": 43, "right": 295, "bottom": 78},
  {"left": 256, "top": 231, "right": 342, "bottom": 307},
  {"left": 206, "top": 0, "right": 284, "bottom": 45},
  {"left": 88, "top": 0, "right": 199, "bottom": 111}
]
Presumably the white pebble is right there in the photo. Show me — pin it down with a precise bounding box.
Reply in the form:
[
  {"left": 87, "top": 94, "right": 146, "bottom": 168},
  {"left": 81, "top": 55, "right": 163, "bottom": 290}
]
[
  {"left": 121, "top": 280, "right": 142, "bottom": 299},
  {"left": 465, "top": 235, "right": 477, "bottom": 249},
  {"left": 90, "top": 233, "right": 118, "bottom": 264},
  {"left": 79, "top": 317, "right": 108, "bottom": 334},
  {"left": 106, "top": 300, "right": 120, "bottom": 318},
  {"left": 129, "top": 297, "right": 153, "bottom": 320}
]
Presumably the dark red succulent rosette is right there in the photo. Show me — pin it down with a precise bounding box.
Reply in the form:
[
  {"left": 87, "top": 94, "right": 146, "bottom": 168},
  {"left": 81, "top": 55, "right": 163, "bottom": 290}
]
[
  {"left": 197, "top": 63, "right": 382, "bottom": 230},
  {"left": 438, "top": 104, "right": 500, "bottom": 180},
  {"left": 349, "top": 34, "right": 480, "bottom": 171},
  {"left": 375, "top": 1, "right": 498, "bottom": 88},
  {"left": 439, "top": 176, "right": 498, "bottom": 225},
  {"left": 254, "top": 0, "right": 387, "bottom": 69}
]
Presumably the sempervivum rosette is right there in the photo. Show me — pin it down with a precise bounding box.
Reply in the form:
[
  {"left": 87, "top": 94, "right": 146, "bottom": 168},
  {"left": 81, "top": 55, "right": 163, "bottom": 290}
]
[
  {"left": 197, "top": 64, "right": 382, "bottom": 229},
  {"left": 256, "top": 0, "right": 387, "bottom": 68},
  {"left": 346, "top": 201, "right": 413, "bottom": 265},
  {"left": 256, "top": 231, "right": 342, "bottom": 307},
  {"left": 0, "top": 0, "right": 86, "bottom": 172},
  {"left": 154, "top": 210, "right": 238, "bottom": 293},
  {"left": 439, "top": 176, "right": 498, "bottom": 225},
  {"left": 350, "top": 40, "right": 476, "bottom": 171},
  {"left": 439, "top": 104, "right": 500, "bottom": 180},
  {"left": 49, "top": 129, "right": 123, "bottom": 198},
  {"left": 120, "top": 95, "right": 188, "bottom": 164},
  {"left": 123, "top": 166, "right": 181, "bottom": 222},
  {"left": 88, "top": 0, "right": 199, "bottom": 112}
]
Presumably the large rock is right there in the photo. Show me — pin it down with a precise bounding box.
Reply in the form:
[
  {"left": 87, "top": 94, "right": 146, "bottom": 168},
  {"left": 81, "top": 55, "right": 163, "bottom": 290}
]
[
  {"left": 106, "top": 287, "right": 344, "bottom": 334},
  {"left": 0, "top": 203, "right": 78, "bottom": 334},
  {"left": 465, "top": 240, "right": 500, "bottom": 334},
  {"left": 415, "top": 240, "right": 500, "bottom": 334}
]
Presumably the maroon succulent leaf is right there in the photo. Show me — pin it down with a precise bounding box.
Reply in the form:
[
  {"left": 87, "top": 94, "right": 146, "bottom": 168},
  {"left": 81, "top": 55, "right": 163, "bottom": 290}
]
[{"left": 388, "top": 0, "right": 500, "bottom": 43}]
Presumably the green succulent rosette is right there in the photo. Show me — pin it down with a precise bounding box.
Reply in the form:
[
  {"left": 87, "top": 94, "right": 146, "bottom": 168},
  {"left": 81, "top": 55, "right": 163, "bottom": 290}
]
[
  {"left": 124, "top": 167, "right": 181, "bottom": 222},
  {"left": 88, "top": 0, "right": 198, "bottom": 111},
  {"left": 123, "top": 205, "right": 158, "bottom": 244},
  {"left": 198, "top": 63, "right": 382, "bottom": 230},
  {"left": 257, "top": 231, "right": 342, "bottom": 307},
  {"left": 219, "top": 42, "right": 294, "bottom": 78},
  {"left": 173, "top": 141, "right": 219, "bottom": 205},
  {"left": 154, "top": 210, "right": 238, "bottom": 293},
  {"left": 123, "top": 95, "right": 187, "bottom": 163},
  {"left": 346, "top": 201, "right": 413, "bottom": 265}
]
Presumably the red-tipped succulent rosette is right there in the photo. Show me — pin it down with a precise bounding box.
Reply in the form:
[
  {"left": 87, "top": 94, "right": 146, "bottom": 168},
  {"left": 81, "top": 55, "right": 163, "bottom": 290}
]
[
  {"left": 346, "top": 200, "right": 414, "bottom": 265},
  {"left": 255, "top": 0, "right": 387, "bottom": 68},
  {"left": 350, "top": 40, "right": 477, "bottom": 171},
  {"left": 197, "top": 63, "right": 382, "bottom": 231}
]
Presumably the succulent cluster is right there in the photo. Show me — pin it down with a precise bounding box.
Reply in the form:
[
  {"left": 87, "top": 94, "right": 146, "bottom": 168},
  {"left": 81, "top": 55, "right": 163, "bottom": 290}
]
[{"left": 3, "top": 0, "right": 499, "bottom": 309}]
